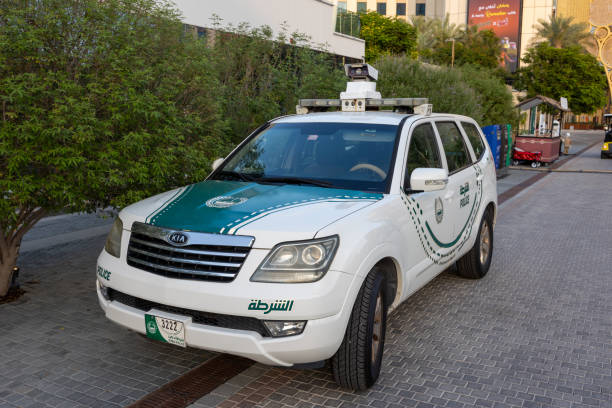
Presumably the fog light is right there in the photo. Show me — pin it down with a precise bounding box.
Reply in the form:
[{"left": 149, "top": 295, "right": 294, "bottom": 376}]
[
  {"left": 99, "top": 281, "right": 110, "bottom": 300},
  {"left": 263, "top": 321, "right": 306, "bottom": 337}
]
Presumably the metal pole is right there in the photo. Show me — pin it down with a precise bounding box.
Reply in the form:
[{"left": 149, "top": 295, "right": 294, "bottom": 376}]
[{"left": 446, "top": 38, "right": 456, "bottom": 68}]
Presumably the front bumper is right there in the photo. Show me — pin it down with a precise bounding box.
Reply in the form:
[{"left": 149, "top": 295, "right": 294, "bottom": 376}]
[{"left": 96, "top": 244, "right": 358, "bottom": 366}]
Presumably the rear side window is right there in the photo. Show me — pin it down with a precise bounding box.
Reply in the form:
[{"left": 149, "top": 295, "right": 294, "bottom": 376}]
[
  {"left": 461, "top": 122, "right": 486, "bottom": 160},
  {"left": 404, "top": 123, "right": 442, "bottom": 188},
  {"left": 435, "top": 121, "right": 472, "bottom": 173}
]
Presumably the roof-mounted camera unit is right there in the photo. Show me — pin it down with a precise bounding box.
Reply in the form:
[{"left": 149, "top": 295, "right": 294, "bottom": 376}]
[{"left": 344, "top": 63, "right": 378, "bottom": 82}]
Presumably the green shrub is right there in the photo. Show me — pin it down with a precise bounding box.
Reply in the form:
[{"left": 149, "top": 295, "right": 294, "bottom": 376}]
[
  {"left": 376, "top": 56, "right": 517, "bottom": 127},
  {"left": 359, "top": 12, "right": 417, "bottom": 62},
  {"left": 208, "top": 23, "right": 346, "bottom": 145}
]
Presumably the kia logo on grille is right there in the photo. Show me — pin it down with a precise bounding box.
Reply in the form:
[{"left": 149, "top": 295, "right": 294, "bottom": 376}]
[{"left": 167, "top": 232, "right": 189, "bottom": 246}]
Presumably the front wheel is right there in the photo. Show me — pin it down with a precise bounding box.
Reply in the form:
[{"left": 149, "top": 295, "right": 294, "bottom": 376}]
[
  {"left": 456, "top": 210, "right": 493, "bottom": 279},
  {"left": 331, "top": 267, "right": 387, "bottom": 391}
]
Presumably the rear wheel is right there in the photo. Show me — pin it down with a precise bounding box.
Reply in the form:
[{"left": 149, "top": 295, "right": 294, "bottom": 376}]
[
  {"left": 331, "top": 267, "right": 387, "bottom": 391},
  {"left": 456, "top": 210, "right": 493, "bottom": 279}
]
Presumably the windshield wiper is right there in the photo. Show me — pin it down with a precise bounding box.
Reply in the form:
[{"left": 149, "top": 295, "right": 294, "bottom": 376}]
[
  {"left": 215, "top": 171, "right": 256, "bottom": 182},
  {"left": 254, "top": 177, "right": 332, "bottom": 188}
]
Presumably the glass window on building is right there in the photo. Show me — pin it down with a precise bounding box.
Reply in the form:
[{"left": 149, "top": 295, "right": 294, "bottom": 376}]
[
  {"left": 415, "top": 3, "right": 426, "bottom": 16},
  {"left": 337, "top": 1, "right": 347, "bottom": 12},
  {"left": 357, "top": 2, "right": 367, "bottom": 13},
  {"left": 376, "top": 2, "right": 387, "bottom": 15},
  {"left": 396, "top": 2, "right": 406, "bottom": 15}
]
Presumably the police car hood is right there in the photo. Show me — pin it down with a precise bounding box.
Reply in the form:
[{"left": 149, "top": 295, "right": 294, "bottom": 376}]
[{"left": 120, "top": 180, "right": 382, "bottom": 248}]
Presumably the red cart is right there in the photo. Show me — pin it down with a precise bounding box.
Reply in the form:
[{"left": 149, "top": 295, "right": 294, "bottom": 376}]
[{"left": 512, "top": 147, "right": 542, "bottom": 168}]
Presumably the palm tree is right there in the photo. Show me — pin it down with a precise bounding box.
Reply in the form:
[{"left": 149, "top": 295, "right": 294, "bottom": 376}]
[
  {"left": 410, "top": 14, "right": 463, "bottom": 58},
  {"left": 534, "top": 15, "right": 593, "bottom": 49},
  {"left": 458, "top": 24, "right": 480, "bottom": 44},
  {"left": 409, "top": 15, "right": 438, "bottom": 53},
  {"left": 431, "top": 14, "right": 464, "bottom": 47}
]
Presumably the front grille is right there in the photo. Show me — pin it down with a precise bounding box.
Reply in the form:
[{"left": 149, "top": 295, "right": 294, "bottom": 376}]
[
  {"left": 108, "top": 289, "right": 270, "bottom": 337},
  {"left": 127, "top": 222, "right": 254, "bottom": 282}
]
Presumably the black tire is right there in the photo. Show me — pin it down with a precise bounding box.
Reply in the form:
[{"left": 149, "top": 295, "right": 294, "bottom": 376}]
[
  {"left": 331, "top": 267, "right": 387, "bottom": 391},
  {"left": 456, "top": 209, "right": 493, "bottom": 279}
]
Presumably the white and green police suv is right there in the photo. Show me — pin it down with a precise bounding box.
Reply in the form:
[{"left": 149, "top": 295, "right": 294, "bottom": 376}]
[{"left": 97, "top": 64, "right": 497, "bottom": 390}]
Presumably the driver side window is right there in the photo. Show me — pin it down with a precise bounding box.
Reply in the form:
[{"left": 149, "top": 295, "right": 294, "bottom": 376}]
[{"left": 404, "top": 123, "right": 442, "bottom": 189}]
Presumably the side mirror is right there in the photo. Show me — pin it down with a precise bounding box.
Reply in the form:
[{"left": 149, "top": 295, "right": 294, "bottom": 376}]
[
  {"left": 211, "top": 158, "right": 224, "bottom": 171},
  {"left": 409, "top": 168, "right": 448, "bottom": 192}
]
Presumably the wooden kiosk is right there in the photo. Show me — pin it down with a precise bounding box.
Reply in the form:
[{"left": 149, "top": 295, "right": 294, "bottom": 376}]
[{"left": 516, "top": 95, "right": 569, "bottom": 164}]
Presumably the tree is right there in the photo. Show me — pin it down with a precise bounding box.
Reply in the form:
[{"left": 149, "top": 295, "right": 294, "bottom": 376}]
[
  {"left": 534, "top": 15, "right": 593, "bottom": 50},
  {"left": 431, "top": 28, "right": 502, "bottom": 69},
  {"left": 0, "top": 1, "right": 348, "bottom": 297},
  {"left": 430, "top": 14, "right": 464, "bottom": 48},
  {"left": 410, "top": 15, "right": 438, "bottom": 59},
  {"left": 0, "top": 0, "right": 227, "bottom": 296},
  {"left": 375, "top": 56, "right": 517, "bottom": 127},
  {"left": 515, "top": 43, "right": 607, "bottom": 114},
  {"left": 410, "top": 14, "right": 464, "bottom": 59},
  {"left": 359, "top": 12, "right": 417, "bottom": 62},
  {"left": 410, "top": 15, "right": 502, "bottom": 70}
]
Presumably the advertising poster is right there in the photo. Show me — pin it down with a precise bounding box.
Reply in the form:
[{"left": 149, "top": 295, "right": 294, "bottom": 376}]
[{"left": 467, "top": 0, "right": 521, "bottom": 72}]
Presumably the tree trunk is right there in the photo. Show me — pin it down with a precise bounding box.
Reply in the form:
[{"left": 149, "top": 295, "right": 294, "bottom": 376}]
[
  {"left": 0, "top": 207, "right": 46, "bottom": 297},
  {"left": 0, "top": 244, "right": 19, "bottom": 297}
]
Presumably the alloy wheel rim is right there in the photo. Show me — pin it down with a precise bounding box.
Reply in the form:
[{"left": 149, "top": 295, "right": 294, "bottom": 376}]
[
  {"left": 371, "top": 292, "right": 383, "bottom": 365},
  {"left": 479, "top": 221, "right": 490, "bottom": 265}
]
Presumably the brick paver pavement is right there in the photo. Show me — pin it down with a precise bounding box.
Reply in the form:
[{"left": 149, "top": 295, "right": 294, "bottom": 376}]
[{"left": 0, "top": 238, "right": 213, "bottom": 408}]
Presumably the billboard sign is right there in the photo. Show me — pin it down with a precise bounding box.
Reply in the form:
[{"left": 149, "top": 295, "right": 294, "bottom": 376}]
[{"left": 467, "top": 0, "right": 521, "bottom": 72}]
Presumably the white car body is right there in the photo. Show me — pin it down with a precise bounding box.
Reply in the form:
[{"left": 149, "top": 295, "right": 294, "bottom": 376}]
[{"left": 96, "top": 111, "right": 497, "bottom": 367}]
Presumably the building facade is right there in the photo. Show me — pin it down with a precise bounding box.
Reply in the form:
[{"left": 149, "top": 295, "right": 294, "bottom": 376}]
[
  {"left": 333, "top": 0, "right": 596, "bottom": 70},
  {"left": 335, "top": 0, "right": 467, "bottom": 24},
  {"left": 173, "top": 0, "right": 365, "bottom": 60}
]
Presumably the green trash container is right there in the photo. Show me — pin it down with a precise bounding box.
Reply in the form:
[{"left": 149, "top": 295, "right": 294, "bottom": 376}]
[{"left": 505, "top": 124, "right": 513, "bottom": 167}]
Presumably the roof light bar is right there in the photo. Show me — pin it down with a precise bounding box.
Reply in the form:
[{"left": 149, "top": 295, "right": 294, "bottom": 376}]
[{"left": 297, "top": 98, "right": 430, "bottom": 114}]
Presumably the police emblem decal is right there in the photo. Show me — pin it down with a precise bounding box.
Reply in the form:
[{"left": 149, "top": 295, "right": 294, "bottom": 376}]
[{"left": 435, "top": 197, "right": 444, "bottom": 224}]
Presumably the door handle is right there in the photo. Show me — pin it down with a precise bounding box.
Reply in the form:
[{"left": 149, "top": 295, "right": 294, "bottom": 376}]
[
  {"left": 476, "top": 174, "right": 484, "bottom": 181},
  {"left": 443, "top": 190, "right": 455, "bottom": 201}
]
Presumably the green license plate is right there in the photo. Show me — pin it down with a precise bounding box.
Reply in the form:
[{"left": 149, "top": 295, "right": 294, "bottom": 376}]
[{"left": 145, "top": 313, "right": 186, "bottom": 347}]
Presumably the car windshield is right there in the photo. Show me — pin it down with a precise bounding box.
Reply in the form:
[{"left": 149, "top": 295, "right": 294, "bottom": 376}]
[{"left": 214, "top": 122, "right": 399, "bottom": 192}]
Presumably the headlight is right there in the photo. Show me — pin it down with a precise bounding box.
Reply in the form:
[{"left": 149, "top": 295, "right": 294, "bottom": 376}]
[
  {"left": 603, "top": 144, "right": 609, "bottom": 151},
  {"left": 251, "top": 236, "right": 339, "bottom": 283},
  {"left": 104, "top": 218, "right": 123, "bottom": 258}
]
